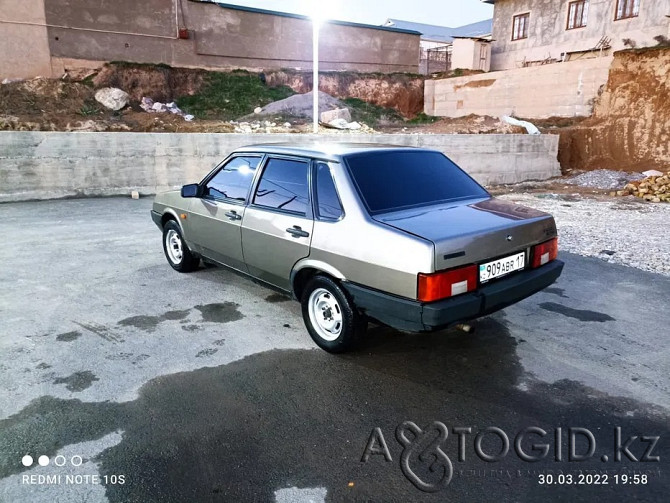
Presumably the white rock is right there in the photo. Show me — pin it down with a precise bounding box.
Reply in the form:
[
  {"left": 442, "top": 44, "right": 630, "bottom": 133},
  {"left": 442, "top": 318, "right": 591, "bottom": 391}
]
[
  {"left": 320, "top": 107, "right": 351, "bottom": 123},
  {"left": 94, "top": 88, "right": 130, "bottom": 111},
  {"left": 131, "top": 191, "right": 140, "bottom": 200},
  {"left": 254, "top": 107, "right": 263, "bottom": 114},
  {"left": 326, "top": 118, "right": 349, "bottom": 129},
  {"left": 642, "top": 169, "right": 664, "bottom": 177}
]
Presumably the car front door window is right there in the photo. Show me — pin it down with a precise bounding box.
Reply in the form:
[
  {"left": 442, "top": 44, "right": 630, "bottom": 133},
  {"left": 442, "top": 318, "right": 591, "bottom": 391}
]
[{"left": 205, "top": 156, "right": 261, "bottom": 201}]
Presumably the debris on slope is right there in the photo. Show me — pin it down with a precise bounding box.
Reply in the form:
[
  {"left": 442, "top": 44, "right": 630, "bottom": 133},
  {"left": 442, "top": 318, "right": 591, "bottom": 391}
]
[
  {"left": 228, "top": 119, "right": 375, "bottom": 134},
  {"left": 502, "top": 115, "right": 541, "bottom": 135},
  {"left": 140, "top": 97, "right": 194, "bottom": 121},
  {"left": 229, "top": 120, "right": 295, "bottom": 134}
]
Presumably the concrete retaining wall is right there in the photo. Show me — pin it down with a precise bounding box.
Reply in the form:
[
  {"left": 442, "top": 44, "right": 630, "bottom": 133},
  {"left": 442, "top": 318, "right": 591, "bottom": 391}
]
[
  {"left": 0, "top": 132, "right": 560, "bottom": 202},
  {"left": 424, "top": 57, "right": 612, "bottom": 119}
]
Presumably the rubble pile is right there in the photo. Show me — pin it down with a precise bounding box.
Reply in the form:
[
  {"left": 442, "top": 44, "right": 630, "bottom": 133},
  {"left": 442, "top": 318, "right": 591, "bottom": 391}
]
[
  {"left": 565, "top": 169, "right": 644, "bottom": 190},
  {"left": 228, "top": 119, "right": 375, "bottom": 134},
  {"left": 615, "top": 171, "right": 670, "bottom": 202},
  {"left": 140, "top": 97, "right": 194, "bottom": 121},
  {"left": 229, "top": 120, "right": 294, "bottom": 133}
]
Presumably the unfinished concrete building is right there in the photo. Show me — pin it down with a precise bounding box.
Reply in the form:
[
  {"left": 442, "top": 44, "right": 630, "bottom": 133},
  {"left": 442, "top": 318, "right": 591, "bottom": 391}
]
[{"left": 483, "top": 0, "right": 670, "bottom": 70}]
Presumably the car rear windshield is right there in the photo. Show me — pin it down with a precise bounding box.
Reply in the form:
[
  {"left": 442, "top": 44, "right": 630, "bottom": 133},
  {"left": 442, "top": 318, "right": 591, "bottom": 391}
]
[{"left": 345, "top": 150, "right": 489, "bottom": 214}]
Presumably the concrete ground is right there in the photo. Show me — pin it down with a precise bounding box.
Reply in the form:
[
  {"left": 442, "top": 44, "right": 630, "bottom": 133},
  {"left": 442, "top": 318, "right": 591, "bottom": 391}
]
[{"left": 0, "top": 197, "right": 668, "bottom": 502}]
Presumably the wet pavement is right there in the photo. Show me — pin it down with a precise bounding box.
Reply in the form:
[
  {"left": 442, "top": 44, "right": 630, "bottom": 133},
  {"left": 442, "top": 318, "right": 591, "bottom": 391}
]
[{"left": 0, "top": 198, "right": 668, "bottom": 502}]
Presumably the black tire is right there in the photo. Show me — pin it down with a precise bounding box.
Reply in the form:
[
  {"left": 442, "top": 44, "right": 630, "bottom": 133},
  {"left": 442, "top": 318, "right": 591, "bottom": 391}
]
[
  {"left": 301, "top": 275, "right": 367, "bottom": 353},
  {"left": 162, "top": 220, "right": 199, "bottom": 272}
]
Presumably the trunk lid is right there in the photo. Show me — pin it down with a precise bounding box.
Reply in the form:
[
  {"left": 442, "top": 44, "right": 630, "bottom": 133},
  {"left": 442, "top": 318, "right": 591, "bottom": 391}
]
[{"left": 374, "top": 197, "right": 557, "bottom": 271}]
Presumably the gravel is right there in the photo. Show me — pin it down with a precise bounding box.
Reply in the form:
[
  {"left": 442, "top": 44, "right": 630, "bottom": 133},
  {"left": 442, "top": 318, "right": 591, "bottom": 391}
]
[
  {"left": 499, "top": 193, "right": 670, "bottom": 276},
  {"left": 564, "top": 169, "right": 645, "bottom": 190}
]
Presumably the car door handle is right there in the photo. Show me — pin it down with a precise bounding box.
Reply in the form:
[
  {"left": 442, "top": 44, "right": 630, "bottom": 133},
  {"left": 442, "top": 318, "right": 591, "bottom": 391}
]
[
  {"left": 286, "top": 226, "right": 310, "bottom": 238},
  {"left": 225, "top": 210, "right": 242, "bottom": 221}
]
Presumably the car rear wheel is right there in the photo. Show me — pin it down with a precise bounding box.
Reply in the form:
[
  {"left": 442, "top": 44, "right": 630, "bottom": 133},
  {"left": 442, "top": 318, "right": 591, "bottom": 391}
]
[
  {"left": 301, "top": 276, "right": 366, "bottom": 353},
  {"left": 162, "top": 220, "right": 199, "bottom": 272}
]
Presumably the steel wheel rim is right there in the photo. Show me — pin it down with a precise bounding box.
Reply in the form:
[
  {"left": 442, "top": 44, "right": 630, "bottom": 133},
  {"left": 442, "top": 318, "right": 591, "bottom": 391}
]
[
  {"left": 308, "top": 288, "right": 343, "bottom": 342},
  {"left": 166, "top": 229, "right": 183, "bottom": 264}
]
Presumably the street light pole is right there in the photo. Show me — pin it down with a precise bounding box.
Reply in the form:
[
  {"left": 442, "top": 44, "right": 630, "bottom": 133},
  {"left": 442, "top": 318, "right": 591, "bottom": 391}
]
[{"left": 312, "top": 20, "right": 320, "bottom": 134}]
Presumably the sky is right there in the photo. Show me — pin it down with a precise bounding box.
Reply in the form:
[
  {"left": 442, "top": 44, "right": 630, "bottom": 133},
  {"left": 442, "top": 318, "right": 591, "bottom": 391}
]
[{"left": 216, "top": 0, "right": 494, "bottom": 28}]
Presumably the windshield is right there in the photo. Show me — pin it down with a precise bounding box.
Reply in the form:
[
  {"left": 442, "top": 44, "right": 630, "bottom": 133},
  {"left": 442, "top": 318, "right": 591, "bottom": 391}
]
[{"left": 345, "top": 150, "right": 489, "bottom": 214}]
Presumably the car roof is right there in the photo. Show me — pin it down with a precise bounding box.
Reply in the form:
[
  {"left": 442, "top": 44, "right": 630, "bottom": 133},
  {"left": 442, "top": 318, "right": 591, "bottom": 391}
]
[{"left": 233, "top": 143, "right": 440, "bottom": 161}]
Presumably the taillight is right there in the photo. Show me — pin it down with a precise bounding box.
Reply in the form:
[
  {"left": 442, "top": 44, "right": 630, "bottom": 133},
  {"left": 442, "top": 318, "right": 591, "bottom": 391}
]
[
  {"left": 531, "top": 238, "right": 558, "bottom": 268},
  {"left": 418, "top": 264, "right": 478, "bottom": 302}
]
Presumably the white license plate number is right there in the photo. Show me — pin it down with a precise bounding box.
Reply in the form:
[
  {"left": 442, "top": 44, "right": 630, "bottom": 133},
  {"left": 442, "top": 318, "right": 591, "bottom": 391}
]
[{"left": 479, "top": 252, "right": 525, "bottom": 283}]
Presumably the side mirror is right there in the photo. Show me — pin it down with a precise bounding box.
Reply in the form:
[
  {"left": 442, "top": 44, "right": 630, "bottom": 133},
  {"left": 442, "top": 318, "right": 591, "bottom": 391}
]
[{"left": 181, "top": 183, "right": 201, "bottom": 198}]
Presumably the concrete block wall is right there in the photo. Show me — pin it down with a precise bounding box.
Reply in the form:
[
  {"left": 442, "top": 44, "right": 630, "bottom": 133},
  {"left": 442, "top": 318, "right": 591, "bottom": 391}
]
[
  {"left": 0, "top": 0, "right": 53, "bottom": 79},
  {"left": 425, "top": 57, "right": 612, "bottom": 119},
  {"left": 1, "top": 0, "right": 421, "bottom": 79},
  {"left": 0, "top": 132, "right": 560, "bottom": 202}
]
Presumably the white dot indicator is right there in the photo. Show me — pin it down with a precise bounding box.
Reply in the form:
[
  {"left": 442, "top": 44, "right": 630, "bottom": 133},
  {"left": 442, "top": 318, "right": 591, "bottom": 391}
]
[
  {"left": 21, "top": 455, "right": 33, "bottom": 467},
  {"left": 38, "top": 455, "right": 50, "bottom": 466}
]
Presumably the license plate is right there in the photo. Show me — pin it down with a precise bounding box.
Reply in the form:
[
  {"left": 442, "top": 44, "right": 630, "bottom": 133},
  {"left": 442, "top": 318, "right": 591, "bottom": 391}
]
[{"left": 479, "top": 252, "right": 525, "bottom": 283}]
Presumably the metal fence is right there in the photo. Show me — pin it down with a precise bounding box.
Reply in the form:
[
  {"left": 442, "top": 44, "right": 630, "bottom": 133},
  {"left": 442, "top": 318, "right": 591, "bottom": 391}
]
[{"left": 420, "top": 45, "right": 451, "bottom": 75}]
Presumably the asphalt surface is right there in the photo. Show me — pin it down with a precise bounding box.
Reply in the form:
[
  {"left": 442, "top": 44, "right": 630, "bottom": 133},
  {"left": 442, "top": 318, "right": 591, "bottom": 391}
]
[{"left": 0, "top": 197, "right": 668, "bottom": 503}]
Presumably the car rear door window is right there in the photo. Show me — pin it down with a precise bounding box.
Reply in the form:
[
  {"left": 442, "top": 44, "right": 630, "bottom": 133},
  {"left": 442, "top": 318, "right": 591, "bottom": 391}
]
[
  {"left": 346, "top": 151, "right": 489, "bottom": 214},
  {"left": 315, "top": 163, "right": 344, "bottom": 220},
  {"left": 204, "top": 156, "right": 261, "bottom": 201},
  {"left": 253, "top": 158, "right": 310, "bottom": 215}
]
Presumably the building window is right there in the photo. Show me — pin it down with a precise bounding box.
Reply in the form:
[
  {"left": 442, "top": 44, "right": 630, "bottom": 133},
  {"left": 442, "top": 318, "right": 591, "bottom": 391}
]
[
  {"left": 567, "top": 0, "right": 589, "bottom": 29},
  {"left": 512, "top": 13, "right": 529, "bottom": 41},
  {"left": 615, "top": 0, "right": 640, "bottom": 20}
]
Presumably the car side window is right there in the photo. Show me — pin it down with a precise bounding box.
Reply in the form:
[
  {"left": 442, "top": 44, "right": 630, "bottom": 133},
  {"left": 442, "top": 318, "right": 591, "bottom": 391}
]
[
  {"left": 204, "top": 156, "right": 261, "bottom": 201},
  {"left": 315, "top": 163, "right": 344, "bottom": 221},
  {"left": 253, "top": 158, "right": 310, "bottom": 215}
]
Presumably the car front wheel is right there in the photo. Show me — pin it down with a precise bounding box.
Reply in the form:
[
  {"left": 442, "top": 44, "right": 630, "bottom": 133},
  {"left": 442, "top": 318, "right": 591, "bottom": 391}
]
[
  {"left": 301, "top": 276, "right": 366, "bottom": 353},
  {"left": 162, "top": 220, "right": 199, "bottom": 272}
]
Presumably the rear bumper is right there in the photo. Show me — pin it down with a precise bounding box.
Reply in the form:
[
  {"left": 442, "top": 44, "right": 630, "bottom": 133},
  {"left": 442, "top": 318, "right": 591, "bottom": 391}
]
[{"left": 343, "top": 260, "right": 564, "bottom": 332}]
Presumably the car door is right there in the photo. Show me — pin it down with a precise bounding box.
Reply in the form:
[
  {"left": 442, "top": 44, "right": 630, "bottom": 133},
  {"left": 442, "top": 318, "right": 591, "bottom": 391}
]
[
  {"left": 187, "top": 155, "right": 262, "bottom": 272},
  {"left": 241, "top": 156, "right": 314, "bottom": 290}
]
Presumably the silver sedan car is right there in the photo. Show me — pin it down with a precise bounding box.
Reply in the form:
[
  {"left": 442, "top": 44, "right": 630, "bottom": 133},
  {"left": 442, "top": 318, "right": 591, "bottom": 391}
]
[{"left": 152, "top": 144, "right": 563, "bottom": 352}]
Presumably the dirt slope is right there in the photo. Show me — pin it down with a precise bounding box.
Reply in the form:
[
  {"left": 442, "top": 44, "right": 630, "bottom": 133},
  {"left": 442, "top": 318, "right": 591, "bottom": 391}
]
[
  {"left": 558, "top": 47, "right": 670, "bottom": 172},
  {"left": 265, "top": 70, "right": 424, "bottom": 118}
]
